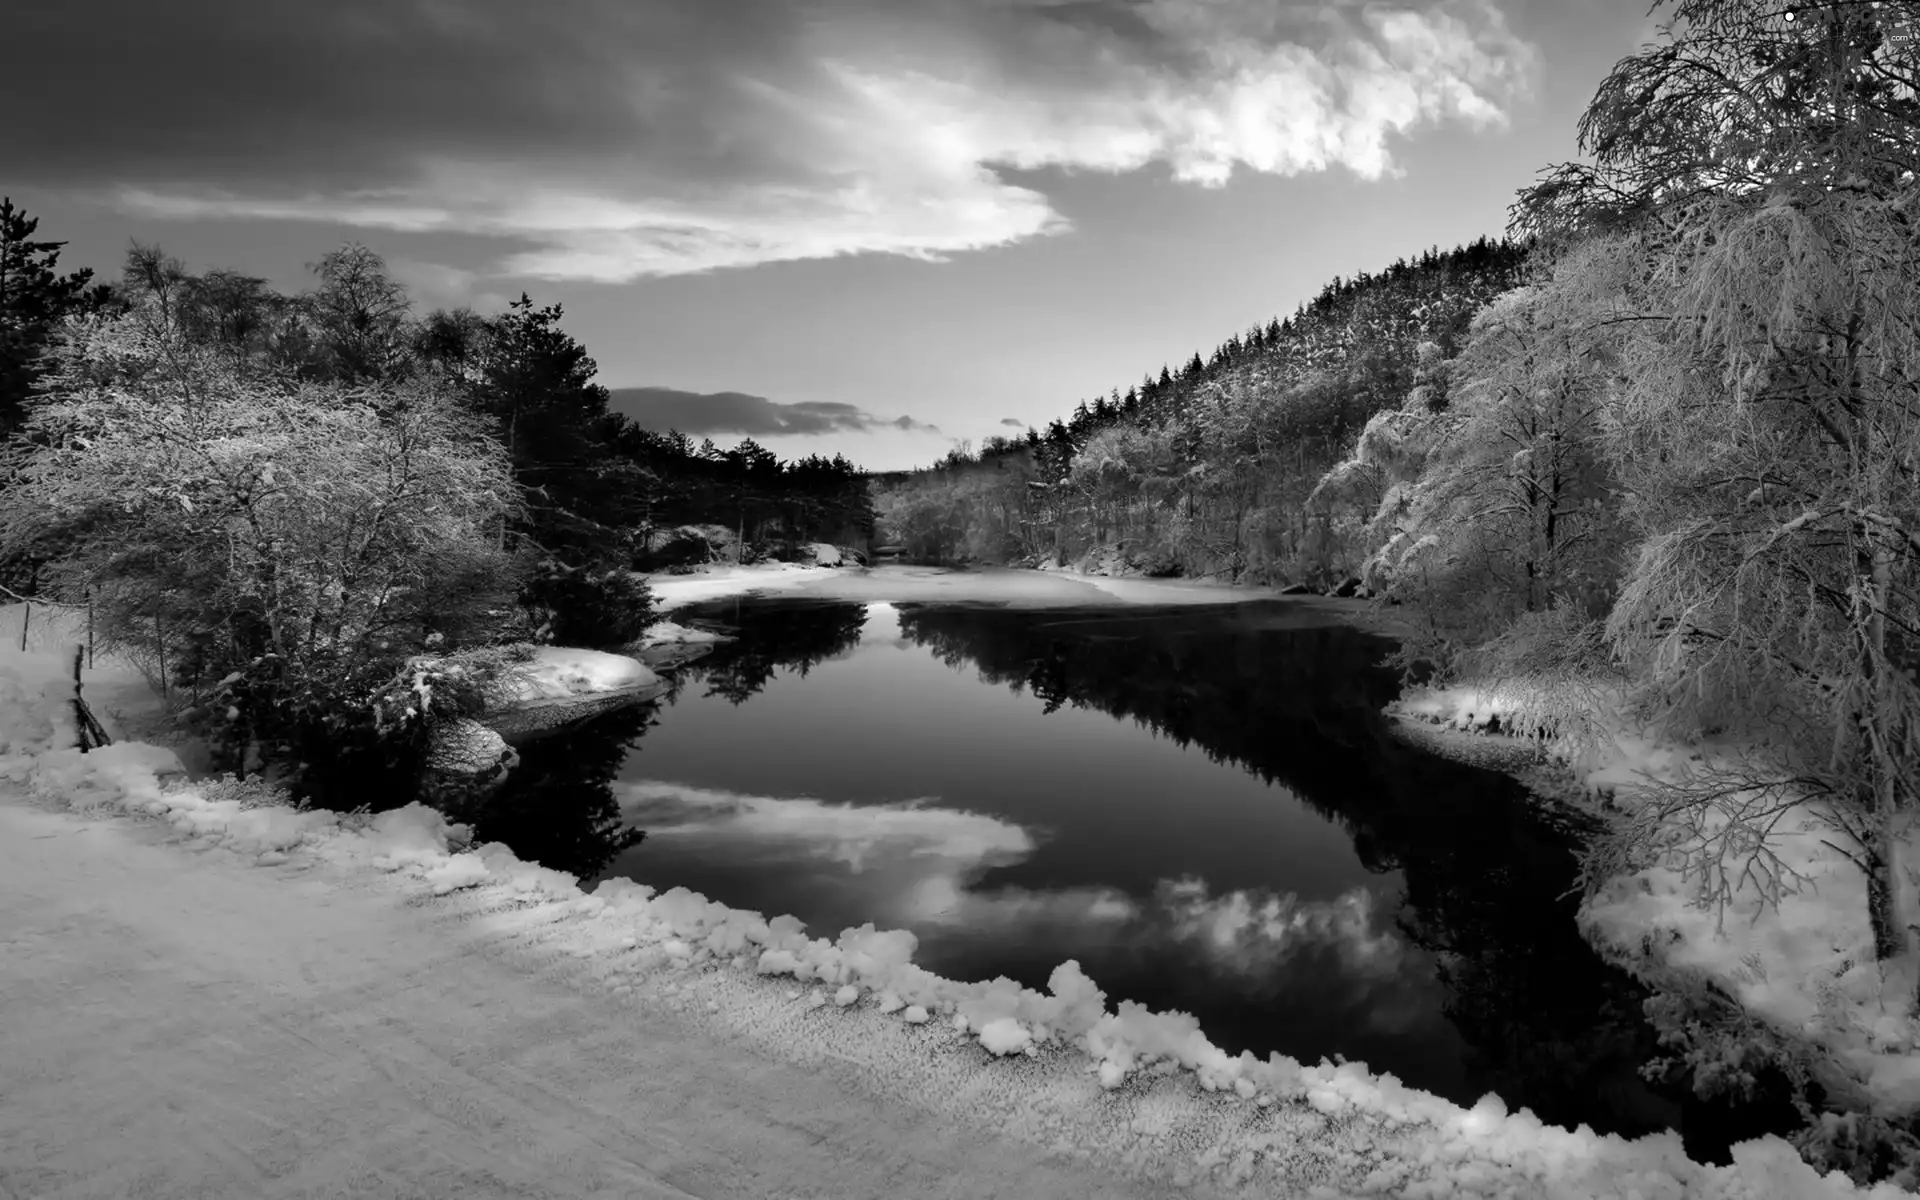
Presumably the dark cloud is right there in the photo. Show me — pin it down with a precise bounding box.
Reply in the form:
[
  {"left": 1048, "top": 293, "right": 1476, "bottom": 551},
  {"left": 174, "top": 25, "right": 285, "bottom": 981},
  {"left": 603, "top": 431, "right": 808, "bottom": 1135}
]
[
  {"left": 0, "top": 0, "right": 804, "bottom": 194},
  {"left": 608, "top": 387, "right": 940, "bottom": 437},
  {"left": 999, "top": 417, "right": 1026, "bottom": 427}
]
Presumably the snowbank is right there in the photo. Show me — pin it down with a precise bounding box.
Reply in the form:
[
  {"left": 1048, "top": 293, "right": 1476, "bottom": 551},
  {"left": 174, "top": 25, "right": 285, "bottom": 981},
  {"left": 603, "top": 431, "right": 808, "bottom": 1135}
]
[
  {"left": 1393, "top": 682, "right": 1920, "bottom": 1126},
  {"left": 633, "top": 620, "right": 727, "bottom": 651},
  {"left": 1, "top": 647, "right": 1903, "bottom": 1197},
  {"left": 488, "top": 646, "right": 658, "bottom": 704},
  {"left": 638, "top": 563, "right": 844, "bottom": 613}
]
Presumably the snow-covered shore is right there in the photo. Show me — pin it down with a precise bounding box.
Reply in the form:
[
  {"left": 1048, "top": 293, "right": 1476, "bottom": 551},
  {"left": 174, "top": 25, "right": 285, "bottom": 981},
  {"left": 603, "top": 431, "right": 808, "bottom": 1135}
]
[
  {"left": 0, "top": 596, "right": 1901, "bottom": 1197},
  {"left": 1390, "top": 683, "right": 1920, "bottom": 1150}
]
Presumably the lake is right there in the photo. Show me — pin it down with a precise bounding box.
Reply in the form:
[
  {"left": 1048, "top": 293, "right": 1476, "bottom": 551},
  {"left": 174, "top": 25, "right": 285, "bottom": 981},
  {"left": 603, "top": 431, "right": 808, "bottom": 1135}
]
[{"left": 465, "top": 573, "right": 1796, "bottom": 1159}]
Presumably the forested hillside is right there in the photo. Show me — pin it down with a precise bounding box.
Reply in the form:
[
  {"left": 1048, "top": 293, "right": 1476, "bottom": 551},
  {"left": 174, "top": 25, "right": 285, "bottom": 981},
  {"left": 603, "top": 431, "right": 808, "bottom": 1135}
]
[{"left": 870, "top": 235, "right": 1533, "bottom": 585}]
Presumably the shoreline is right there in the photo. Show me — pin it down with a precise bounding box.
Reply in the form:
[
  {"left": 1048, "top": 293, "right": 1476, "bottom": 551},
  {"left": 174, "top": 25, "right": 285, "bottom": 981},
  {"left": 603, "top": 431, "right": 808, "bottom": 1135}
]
[
  {"left": 6, "top": 592, "right": 1902, "bottom": 1196},
  {"left": 633, "top": 563, "right": 1920, "bottom": 1178}
]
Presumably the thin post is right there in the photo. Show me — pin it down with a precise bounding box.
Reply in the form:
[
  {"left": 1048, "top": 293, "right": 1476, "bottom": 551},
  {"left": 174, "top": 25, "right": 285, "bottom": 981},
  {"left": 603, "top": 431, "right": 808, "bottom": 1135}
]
[
  {"left": 73, "top": 645, "right": 87, "bottom": 753},
  {"left": 87, "top": 590, "right": 94, "bottom": 669},
  {"left": 19, "top": 601, "right": 28, "bottom": 653},
  {"left": 155, "top": 611, "right": 168, "bottom": 701}
]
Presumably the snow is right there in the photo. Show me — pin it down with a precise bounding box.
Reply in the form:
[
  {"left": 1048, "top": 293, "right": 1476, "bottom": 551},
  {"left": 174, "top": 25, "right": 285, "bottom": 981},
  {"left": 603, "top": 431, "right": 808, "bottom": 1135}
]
[
  {"left": 631, "top": 618, "right": 727, "bottom": 649},
  {"left": 1392, "top": 681, "right": 1920, "bottom": 1123},
  {"left": 3, "top": 602, "right": 1910, "bottom": 1196},
  {"left": 808, "top": 542, "right": 843, "bottom": 566},
  {"left": 489, "top": 645, "right": 658, "bottom": 704},
  {"left": 638, "top": 562, "right": 844, "bottom": 612}
]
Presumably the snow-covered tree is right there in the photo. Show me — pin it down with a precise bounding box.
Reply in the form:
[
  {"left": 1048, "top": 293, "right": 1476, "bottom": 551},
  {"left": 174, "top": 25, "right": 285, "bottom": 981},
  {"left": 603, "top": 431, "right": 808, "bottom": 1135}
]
[
  {"left": 1515, "top": 0, "right": 1920, "bottom": 972},
  {"left": 0, "top": 301, "right": 523, "bottom": 695}
]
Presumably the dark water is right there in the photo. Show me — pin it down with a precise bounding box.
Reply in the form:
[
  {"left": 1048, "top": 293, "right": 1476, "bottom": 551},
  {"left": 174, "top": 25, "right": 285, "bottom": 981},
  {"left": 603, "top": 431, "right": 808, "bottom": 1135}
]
[{"left": 468, "top": 592, "right": 1793, "bottom": 1155}]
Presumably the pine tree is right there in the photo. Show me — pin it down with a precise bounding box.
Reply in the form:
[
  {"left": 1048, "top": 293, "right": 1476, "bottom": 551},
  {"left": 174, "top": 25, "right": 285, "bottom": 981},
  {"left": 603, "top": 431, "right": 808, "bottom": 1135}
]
[{"left": 0, "top": 198, "right": 103, "bottom": 435}]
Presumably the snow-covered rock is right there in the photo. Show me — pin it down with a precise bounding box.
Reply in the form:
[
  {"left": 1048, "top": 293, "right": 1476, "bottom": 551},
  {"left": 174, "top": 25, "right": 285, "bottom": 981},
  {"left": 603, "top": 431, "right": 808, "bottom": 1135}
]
[{"left": 481, "top": 648, "right": 667, "bottom": 738}]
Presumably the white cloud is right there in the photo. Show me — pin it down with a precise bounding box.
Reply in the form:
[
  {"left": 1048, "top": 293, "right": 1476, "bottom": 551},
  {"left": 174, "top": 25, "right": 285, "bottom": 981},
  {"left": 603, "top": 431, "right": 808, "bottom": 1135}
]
[
  {"left": 101, "top": 0, "right": 1538, "bottom": 283},
  {"left": 1155, "top": 877, "right": 1409, "bottom": 979},
  {"left": 615, "top": 781, "right": 1030, "bottom": 875}
]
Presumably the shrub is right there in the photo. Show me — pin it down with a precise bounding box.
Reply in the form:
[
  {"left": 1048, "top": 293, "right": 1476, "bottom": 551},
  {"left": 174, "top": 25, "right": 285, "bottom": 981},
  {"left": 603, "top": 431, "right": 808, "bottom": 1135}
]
[{"left": 520, "top": 559, "right": 656, "bottom": 647}]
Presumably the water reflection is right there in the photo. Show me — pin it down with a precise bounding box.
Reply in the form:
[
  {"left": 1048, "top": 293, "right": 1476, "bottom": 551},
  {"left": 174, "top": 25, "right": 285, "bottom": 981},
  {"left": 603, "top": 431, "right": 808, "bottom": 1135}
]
[
  {"left": 890, "top": 601, "right": 1675, "bottom": 1135},
  {"left": 576, "top": 597, "right": 1684, "bottom": 1142},
  {"left": 689, "top": 599, "right": 867, "bottom": 705},
  {"left": 466, "top": 703, "right": 652, "bottom": 879}
]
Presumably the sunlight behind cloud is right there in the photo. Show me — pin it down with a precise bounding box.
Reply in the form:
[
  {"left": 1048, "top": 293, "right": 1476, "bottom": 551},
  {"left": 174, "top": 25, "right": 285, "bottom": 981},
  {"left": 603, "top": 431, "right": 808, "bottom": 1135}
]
[{"left": 104, "top": 0, "right": 1537, "bottom": 283}]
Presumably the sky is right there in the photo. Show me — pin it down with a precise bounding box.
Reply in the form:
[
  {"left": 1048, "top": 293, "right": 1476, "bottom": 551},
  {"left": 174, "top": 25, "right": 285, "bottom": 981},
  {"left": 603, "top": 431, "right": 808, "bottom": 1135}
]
[{"left": 2, "top": 0, "right": 1661, "bottom": 471}]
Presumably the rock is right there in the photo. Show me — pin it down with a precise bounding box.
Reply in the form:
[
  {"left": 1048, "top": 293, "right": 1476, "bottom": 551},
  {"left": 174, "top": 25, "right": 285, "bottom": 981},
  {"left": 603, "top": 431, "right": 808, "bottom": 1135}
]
[
  {"left": 421, "top": 717, "right": 518, "bottom": 815},
  {"left": 635, "top": 524, "right": 738, "bottom": 570},
  {"left": 1332, "top": 576, "right": 1363, "bottom": 598}
]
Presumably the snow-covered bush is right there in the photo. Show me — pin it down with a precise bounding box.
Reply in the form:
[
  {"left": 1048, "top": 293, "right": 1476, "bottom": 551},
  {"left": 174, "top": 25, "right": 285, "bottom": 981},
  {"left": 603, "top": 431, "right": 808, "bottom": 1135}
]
[{"left": 1792, "top": 1112, "right": 1920, "bottom": 1191}]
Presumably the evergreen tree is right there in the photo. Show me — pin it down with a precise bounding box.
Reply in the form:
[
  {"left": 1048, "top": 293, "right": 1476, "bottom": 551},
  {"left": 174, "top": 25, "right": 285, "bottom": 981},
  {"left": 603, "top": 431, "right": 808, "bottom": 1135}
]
[
  {"left": 0, "top": 198, "right": 105, "bottom": 435},
  {"left": 472, "top": 294, "right": 622, "bottom": 559}
]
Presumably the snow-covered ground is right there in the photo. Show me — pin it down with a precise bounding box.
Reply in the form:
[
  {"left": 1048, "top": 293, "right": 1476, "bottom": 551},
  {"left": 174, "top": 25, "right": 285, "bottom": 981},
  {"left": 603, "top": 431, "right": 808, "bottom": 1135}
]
[
  {"left": 487, "top": 645, "right": 660, "bottom": 704},
  {"left": 1391, "top": 683, "right": 1920, "bottom": 1125},
  {"left": 640, "top": 562, "right": 848, "bottom": 612},
  {"left": 0, "top": 597, "right": 1902, "bottom": 1197},
  {"left": 486, "top": 645, "right": 660, "bottom": 705},
  {"left": 639, "top": 562, "right": 1405, "bottom": 638}
]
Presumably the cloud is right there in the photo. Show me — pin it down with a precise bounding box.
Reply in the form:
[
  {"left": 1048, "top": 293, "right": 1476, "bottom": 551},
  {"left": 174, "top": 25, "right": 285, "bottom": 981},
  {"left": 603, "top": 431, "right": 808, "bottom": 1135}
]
[
  {"left": 616, "top": 782, "right": 1029, "bottom": 874},
  {"left": 1153, "top": 877, "right": 1408, "bottom": 980},
  {"left": 7, "top": 0, "right": 1538, "bottom": 283},
  {"left": 611, "top": 781, "right": 1423, "bottom": 998},
  {"left": 614, "top": 780, "right": 1142, "bottom": 941},
  {"left": 998, "top": 417, "right": 1027, "bottom": 427},
  {"left": 385, "top": 259, "right": 513, "bottom": 315},
  {"left": 608, "top": 387, "right": 941, "bottom": 438}
]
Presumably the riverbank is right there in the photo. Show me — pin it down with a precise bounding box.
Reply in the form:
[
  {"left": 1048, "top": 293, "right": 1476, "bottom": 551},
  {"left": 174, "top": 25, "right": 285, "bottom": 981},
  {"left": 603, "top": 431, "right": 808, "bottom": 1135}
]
[
  {"left": 2, "top": 588, "right": 1898, "bottom": 1197},
  {"left": 640, "top": 561, "right": 1416, "bottom": 637},
  {"left": 638, "top": 564, "right": 1920, "bottom": 1183},
  {"left": 1388, "top": 678, "right": 1920, "bottom": 1182}
]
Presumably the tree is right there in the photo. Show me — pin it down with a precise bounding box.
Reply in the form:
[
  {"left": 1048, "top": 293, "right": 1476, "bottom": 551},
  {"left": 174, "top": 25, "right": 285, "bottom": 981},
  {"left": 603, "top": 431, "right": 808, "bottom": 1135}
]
[
  {"left": 1, "top": 299, "right": 522, "bottom": 720},
  {"left": 471, "top": 293, "right": 623, "bottom": 558},
  {"left": 1513, "top": 0, "right": 1920, "bottom": 244},
  {"left": 0, "top": 198, "right": 105, "bottom": 435},
  {"left": 1381, "top": 274, "right": 1624, "bottom": 633},
  {"left": 1514, "top": 0, "right": 1920, "bottom": 975},
  {"left": 304, "top": 243, "right": 415, "bottom": 385},
  {"left": 413, "top": 306, "right": 492, "bottom": 388}
]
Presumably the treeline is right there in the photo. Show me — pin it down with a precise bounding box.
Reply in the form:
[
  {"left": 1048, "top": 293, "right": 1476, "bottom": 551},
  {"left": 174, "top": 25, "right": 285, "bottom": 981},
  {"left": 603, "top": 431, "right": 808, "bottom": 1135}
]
[
  {"left": 0, "top": 204, "right": 870, "bottom": 804},
  {"left": 870, "top": 235, "right": 1532, "bottom": 583}
]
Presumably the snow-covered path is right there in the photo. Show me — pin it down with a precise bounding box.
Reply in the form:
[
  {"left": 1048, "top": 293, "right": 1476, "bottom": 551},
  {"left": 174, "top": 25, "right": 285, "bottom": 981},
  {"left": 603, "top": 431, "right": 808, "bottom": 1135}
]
[{"left": 0, "top": 795, "right": 1170, "bottom": 1200}]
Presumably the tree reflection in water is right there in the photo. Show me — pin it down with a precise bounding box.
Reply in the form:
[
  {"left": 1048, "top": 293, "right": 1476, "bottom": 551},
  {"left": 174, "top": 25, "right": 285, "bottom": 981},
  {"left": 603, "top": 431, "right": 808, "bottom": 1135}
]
[
  {"left": 682, "top": 600, "right": 869, "bottom": 706},
  {"left": 467, "top": 702, "right": 654, "bottom": 880},
  {"left": 891, "top": 602, "right": 1694, "bottom": 1143}
]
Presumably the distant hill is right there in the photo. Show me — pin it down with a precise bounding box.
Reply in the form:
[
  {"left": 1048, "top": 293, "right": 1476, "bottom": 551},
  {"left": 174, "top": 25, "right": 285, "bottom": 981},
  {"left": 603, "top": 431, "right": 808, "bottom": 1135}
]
[{"left": 869, "top": 234, "right": 1536, "bottom": 580}]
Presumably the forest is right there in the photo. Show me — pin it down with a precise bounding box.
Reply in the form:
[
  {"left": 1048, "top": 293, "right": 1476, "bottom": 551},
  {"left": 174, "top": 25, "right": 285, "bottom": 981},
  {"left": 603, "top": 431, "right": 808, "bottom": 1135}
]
[
  {"left": 870, "top": 233, "right": 1533, "bottom": 586},
  {"left": 0, "top": 205, "right": 874, "bottom": 804}
]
